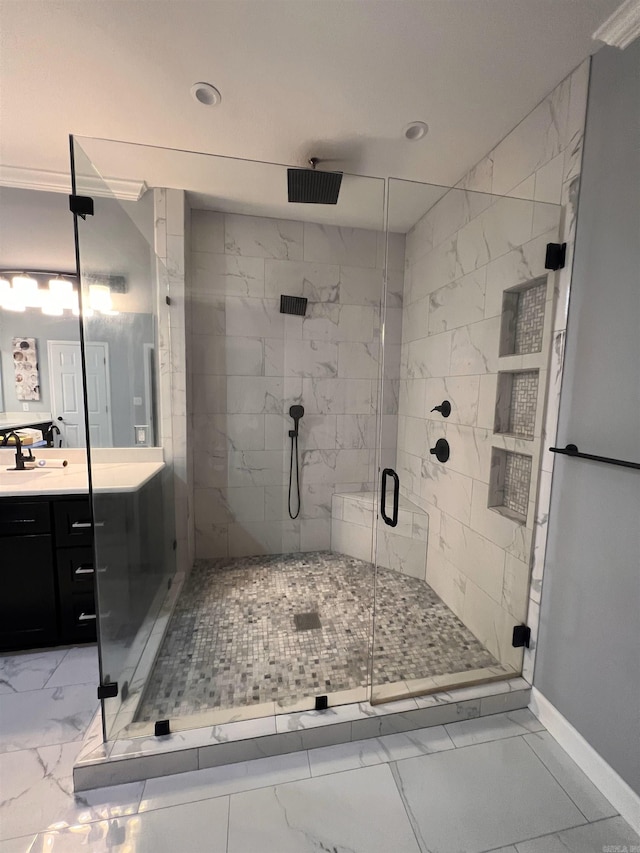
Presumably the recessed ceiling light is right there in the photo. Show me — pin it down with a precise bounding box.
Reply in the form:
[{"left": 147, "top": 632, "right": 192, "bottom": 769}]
[
  {"left": 191, "top": 82, "right": 221, "bottom": 106},
  {"left": 404, "top": 121, "right": 429, "bottom": 141}
]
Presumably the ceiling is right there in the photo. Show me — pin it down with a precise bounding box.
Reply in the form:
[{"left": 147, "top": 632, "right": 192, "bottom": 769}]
[{"left": 0, "top": 0, "right": 618, "bottom": 224}]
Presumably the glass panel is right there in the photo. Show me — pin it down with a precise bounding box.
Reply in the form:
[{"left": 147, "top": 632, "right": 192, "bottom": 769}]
[
  {"left": 71, "top": 136, "right": 385, "bottom": 739},
  {"left": 71, "top": 138, "right": 176, "bottom": 740},
  {"left": 372, "top": 178, "right": 561, "bottom": 703}
]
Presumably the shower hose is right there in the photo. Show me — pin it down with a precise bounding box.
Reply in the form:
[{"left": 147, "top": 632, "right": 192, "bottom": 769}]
[{"left": 288, "top": 430, "right": 301, "bottom": 520}]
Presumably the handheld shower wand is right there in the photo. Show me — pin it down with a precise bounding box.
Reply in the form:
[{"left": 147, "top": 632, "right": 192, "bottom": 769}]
[{"left": 288, "top": 405, "right": 304, "bottom": 519}]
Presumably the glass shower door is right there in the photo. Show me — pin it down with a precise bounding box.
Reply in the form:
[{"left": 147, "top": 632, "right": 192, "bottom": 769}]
[
  {"left": 70, "top": 137, "right": 176, "bottom": 741},
  {"left": 371, "top": 177, "right": 561, "bottom": 703},
  {"left": 71, "top": 135, "right": 388, "bottom": 738}
]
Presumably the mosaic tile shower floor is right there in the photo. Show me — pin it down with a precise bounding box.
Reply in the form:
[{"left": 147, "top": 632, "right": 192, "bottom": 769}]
[{"left": 136, "top": 552, "right": 498, "bottom": 722}]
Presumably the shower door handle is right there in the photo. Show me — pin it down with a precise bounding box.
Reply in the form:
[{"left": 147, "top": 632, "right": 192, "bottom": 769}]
[{"left": 381, "top": 468, "right": 399, "bottom": 528}]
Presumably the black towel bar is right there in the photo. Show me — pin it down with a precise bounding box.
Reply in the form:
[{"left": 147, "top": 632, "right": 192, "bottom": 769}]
[{"left": 549, "top": 444, "right": 640, "bottom": 471}]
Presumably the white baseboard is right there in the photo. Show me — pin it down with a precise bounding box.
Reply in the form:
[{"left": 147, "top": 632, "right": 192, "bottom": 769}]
[{"left": 529, "top": 687, "right": 640, "bottom": 835}]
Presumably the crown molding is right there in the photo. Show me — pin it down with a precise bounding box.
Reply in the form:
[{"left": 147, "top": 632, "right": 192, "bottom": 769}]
[
  {"left": 593, "top": 0, "right": 640, "bottom": 48},
  {"left": 0, "top": 165, "right": 148, "bottom": 201}
]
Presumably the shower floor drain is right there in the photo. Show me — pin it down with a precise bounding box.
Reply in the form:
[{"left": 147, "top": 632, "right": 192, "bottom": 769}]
[{"left": 294, "top": 612, "right": 322, "bottom": 631}]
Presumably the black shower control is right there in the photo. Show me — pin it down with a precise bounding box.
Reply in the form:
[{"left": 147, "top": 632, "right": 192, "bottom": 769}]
[
  {"left": 431, "top": 400, "right": 451, "bottom": 418},
  {"left": 430, "top": 438, "right": 450, "bottom": 464}
]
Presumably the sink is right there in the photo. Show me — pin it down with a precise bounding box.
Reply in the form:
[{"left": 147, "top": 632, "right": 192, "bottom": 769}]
[{"left": 0, "top": 469, "right": 52, "bottom": 484}]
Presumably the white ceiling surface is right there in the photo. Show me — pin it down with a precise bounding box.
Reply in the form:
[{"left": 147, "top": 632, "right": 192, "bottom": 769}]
[{"left": 1, "top": 0, "right": 617, "bottom": 230}]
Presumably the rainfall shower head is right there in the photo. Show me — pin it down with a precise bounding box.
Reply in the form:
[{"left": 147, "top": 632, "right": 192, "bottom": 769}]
[{"left": 287, "top": 160, "right": 343, "bottom": 205}]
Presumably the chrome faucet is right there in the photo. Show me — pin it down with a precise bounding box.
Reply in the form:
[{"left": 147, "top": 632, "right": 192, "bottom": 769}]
[{"left": 1, "top": 432, "right": 34, "bottom": 471}]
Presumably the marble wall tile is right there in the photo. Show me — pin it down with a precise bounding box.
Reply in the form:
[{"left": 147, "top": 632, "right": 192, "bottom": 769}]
[
  {"left": 406, "top": 332, "right": 452, "bottom": 379},
  {"left": 191, "top": 334, "right": 264, "bottom": 376},
  {"left": 336, "top": 414, "right": 376, "bottom": 449},
  {"left": 264, "top": 258, "right": 340, "bottom": 303},
  {"left": 191, "top": 210, "right": 224, "bottom": 253},
  {"left": 436, "top": 513, "right": 506, "bottom": 603},
  {"left": 303, "top": 303, "right": 376, "bottom": 343},
  {"left": 502, "top": 552, "right": 531, "bottom": 622},
  {"left": 331, "top": 518, "right": 374, "bottom": 562},
  {"left": 338, "top": 341, "right": 379, "bottom": 379},
  {"left": 228, "top": 450, "right": 285, "bottom": 487},
  {"left": 420, "top": 462, "right": 473, "bottom": 526},
  {"left": 190, "top": 291, "right": 226, "bottom": 336},
  {"left": 425, "top": 546, "right": 468, "bottom": 617},
  {"left": 429, "top": 269, "right": 486, "bottom": 333},
  {"left": 195, "top": 486, "right": 266, "bottom": 525},
  {"left": 425, "top": 376, "right": 480, "bottom": 426},
  {"left": 301, "top": 449, "right": 370, "bottom": 484},
  {"left": 377, "top": 529, "right": 427, "bottom": 580},
  {"left": 301, "top": 378, "right": 373, "bottom": 415},
  {"left": 450, "top": 317, "right": 501, "bottom": 375},
  {"left": 491, "top": 74, "right": 570, "bottom": 195},
  {"left": 303, "top": 223, "right": 378, "bottom": 268},
  {"left": 193, "top": 252, "right": 264, "bottom": 297},
  {"left": 281, "top": 339, "right": 338, "bottom": 378},
  {"left": 225, "top": 213, "right": 303, "bottom": 260},
  {"left": 227, "top": 376, "right": 285, "bottom": 414},
  {"left": 225, "top": 296, "right": 284, "bottom": 339},
  {"left": 339, "top": 266, "right": 384, "bottom": 306},
  {"left": 384, "top": 231, "right": 407, "bottom": 272},
  {"left": 484, "top": 231, "right": 555, "bottom": 320}
]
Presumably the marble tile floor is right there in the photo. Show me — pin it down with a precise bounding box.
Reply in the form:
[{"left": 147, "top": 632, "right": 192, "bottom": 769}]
[
  {"left": 136, "top": 551, "right": 497, "bottom": 722},
  {"left": 1, "top": 646, "right": 638, "bottom": 852}
]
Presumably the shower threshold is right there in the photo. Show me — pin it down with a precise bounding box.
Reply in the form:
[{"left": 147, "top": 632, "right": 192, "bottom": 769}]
[{"left": 73, "top": 668, "right": 527, "bottom": 791}]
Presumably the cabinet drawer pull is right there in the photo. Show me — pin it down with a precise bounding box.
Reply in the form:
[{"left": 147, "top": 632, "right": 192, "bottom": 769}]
[
  {"left": 71, "top": 521, "right": 92, "bottom": 529},
  {"left": 75, "top": 566, "right": 94, "bottom": 575},
  {"left": 78, "top": 612, "right": 96, "bottom": 621}
]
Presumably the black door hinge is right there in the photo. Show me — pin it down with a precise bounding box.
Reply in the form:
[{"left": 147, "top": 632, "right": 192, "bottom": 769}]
[
  {"left": 69, "top": 194, "right": 94, "bottom": 219},
  {"left": 545, "top": 242, "right": 566, "bottom": 271},
  {"left": 97, "top": 681, "right": 118, "bottom": 700},
  {"left": 155, "top": 719, "right": 171, "bottom": 736},
  {"left": 512, "top": 624, "right": 531, "bottom": 648}
]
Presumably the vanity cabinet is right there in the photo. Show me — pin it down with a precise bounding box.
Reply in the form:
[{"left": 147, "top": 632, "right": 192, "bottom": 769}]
[
  {"left": 0, "top": 495, "right": 97, "bottom": 652},
  {"left": 0, "top": 502, "right": 58, "bottom": 650}
]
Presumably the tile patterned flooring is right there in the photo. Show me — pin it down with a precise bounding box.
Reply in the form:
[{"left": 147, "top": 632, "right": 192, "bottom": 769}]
[
  {"left": 136, "top": 552, "right": 498, "bottom": 722},
  {"left": 1, "top": 645, "right": 638, "bottom": 852}
]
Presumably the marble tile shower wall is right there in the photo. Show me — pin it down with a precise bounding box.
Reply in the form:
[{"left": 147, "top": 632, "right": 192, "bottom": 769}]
[
  {"left": 153, "top": 188, "right": 190, "bottom": 574},
  {"left": 188, "top": 211, "right": 405, "bottom": 559},
  {"left": 397, "top": 60, "right": 590, "bottom": 673}
]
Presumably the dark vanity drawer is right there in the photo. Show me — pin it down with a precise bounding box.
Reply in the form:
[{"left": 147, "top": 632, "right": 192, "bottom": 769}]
[
  {"left": 53, "top": 499, "right": 93, "bottom": 547},
  {"left": 0, "top": 501, "right": 50, "bottom": 537},
  {"left": 60, "top": 590, "right": 97, "bottom": 643},
  {"left": 57, "top": 547, "right": 95, "bottom": 588}
]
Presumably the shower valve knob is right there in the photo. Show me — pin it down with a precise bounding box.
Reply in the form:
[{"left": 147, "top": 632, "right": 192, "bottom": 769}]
[
  {"left": 430, "top": 400, "right": 451, "bottom": 418},
  {"left": 430, "top": 438, "right": 450, "bottom": 464}
]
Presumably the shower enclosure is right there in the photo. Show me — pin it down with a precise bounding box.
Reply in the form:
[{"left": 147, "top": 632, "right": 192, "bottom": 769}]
[{"left": 70, "top": 136, "right": 560, "bottom": 744}]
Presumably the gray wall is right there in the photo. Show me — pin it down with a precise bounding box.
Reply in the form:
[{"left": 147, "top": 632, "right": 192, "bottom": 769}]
[{"left": 534, "top": 42, "right": 640, "bottom": 795}]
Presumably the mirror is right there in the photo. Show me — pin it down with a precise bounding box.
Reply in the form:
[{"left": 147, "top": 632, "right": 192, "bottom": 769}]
[{"left": 0, "top": 186, "right": 158, "bottom": 448}]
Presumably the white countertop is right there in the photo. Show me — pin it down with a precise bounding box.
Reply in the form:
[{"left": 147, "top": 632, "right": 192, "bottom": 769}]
[
  {"left": 0, "top": 447, "right": 165, "bottom": 497},
  {"left": 0, "top": 412, "right": 53, "bottom": 432}
]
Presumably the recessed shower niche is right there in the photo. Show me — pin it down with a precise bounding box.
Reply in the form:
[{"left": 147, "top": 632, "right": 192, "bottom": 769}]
[
  {"left": 499, "top": 277, "right": 547, "bottom": 356},
  {"left": 488, "top": 448, "right": 532, "bottom": 524},
  {"left": 494, "top": 370, "right": 539, "bottom": 440}
]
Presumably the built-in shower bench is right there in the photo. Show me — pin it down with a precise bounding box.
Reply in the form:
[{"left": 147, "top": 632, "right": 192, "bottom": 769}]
[{"left": 330, "top": 490, "right": 428, "bottom": 580}]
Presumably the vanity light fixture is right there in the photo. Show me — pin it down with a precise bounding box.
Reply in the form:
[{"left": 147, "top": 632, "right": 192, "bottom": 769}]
[
  {"left": 12, "top": 274, "right": 40, "bottom": 307},
  {"left": 0, "top": 270, "right": 120, "bottom": 316}
]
